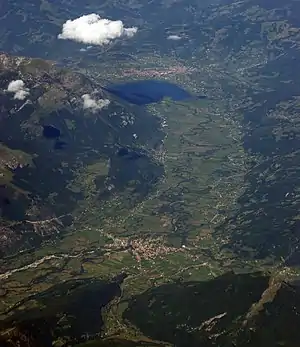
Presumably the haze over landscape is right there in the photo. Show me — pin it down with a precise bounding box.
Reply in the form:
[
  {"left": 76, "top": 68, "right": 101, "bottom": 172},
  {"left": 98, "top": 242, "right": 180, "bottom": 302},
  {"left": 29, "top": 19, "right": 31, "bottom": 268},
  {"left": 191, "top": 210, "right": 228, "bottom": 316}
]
[{"left": 1, "top": 0, "right": 300, "bottom": 346}]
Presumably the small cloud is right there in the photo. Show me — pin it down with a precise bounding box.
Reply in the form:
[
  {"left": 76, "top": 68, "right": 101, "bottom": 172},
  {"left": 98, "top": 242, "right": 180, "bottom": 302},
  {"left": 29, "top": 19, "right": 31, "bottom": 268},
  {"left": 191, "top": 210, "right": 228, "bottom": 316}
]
[
  {"left": 58, "top": 14, "right": 138, "bottom": 46},
  {"left": 7, "top": 80, "right": 29, "bottom": 100},
  {"left": 167, "top": 34, "right": 182, "bottom": 41},
  {"left": 7, "top": 80, "right": 25, "bottom": 93},
  {"left": 82, "top": 94, "right": 110, "bottom": 112},
  {"left": 14, "top": 90, "right": 29, "bottom": 100},
  {"left": 80, "top": 45, "right": 93, "bottom": 52}
]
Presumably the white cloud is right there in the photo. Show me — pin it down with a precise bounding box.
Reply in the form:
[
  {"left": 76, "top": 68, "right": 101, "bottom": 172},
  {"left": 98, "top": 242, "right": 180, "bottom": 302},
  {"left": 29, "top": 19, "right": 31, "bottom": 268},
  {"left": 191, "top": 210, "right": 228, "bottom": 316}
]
[
  {"left": 7, "top": 80, "right": 29, "bottom": 100},
  {"left": 58, "top": 14, "right": 138, "bottom": 46},
  {"left": 82, "top": 94, "right": 110, "bottom": 112},
  {"left": 167, "top": 34, "right": 182, "bottom": 40},
  {"left": 79, "top": 45, "right": 93, "bottom": 52},
  {"left": 7, "top": 80, "right": 25, "bottom": 93},
  {"left": 14, "top": 90, "right": 29, "bottom": 100}
]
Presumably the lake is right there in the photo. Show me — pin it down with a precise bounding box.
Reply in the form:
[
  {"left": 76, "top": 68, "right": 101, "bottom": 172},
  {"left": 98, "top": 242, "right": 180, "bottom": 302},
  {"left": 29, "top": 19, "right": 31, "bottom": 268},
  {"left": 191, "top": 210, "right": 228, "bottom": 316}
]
[{"left": 102, "top": 79, "right": 206, "bottom": 105}]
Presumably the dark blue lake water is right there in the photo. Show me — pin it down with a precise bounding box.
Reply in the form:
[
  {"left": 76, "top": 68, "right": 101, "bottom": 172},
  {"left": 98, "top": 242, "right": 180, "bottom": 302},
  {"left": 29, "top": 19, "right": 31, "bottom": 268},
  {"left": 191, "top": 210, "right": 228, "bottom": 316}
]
[
  {"left": 102, "top": 79, "right": 206, "bottom": 105},
  {"left": 42, "top": 125, "right": 61, "bottom": 138}
]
